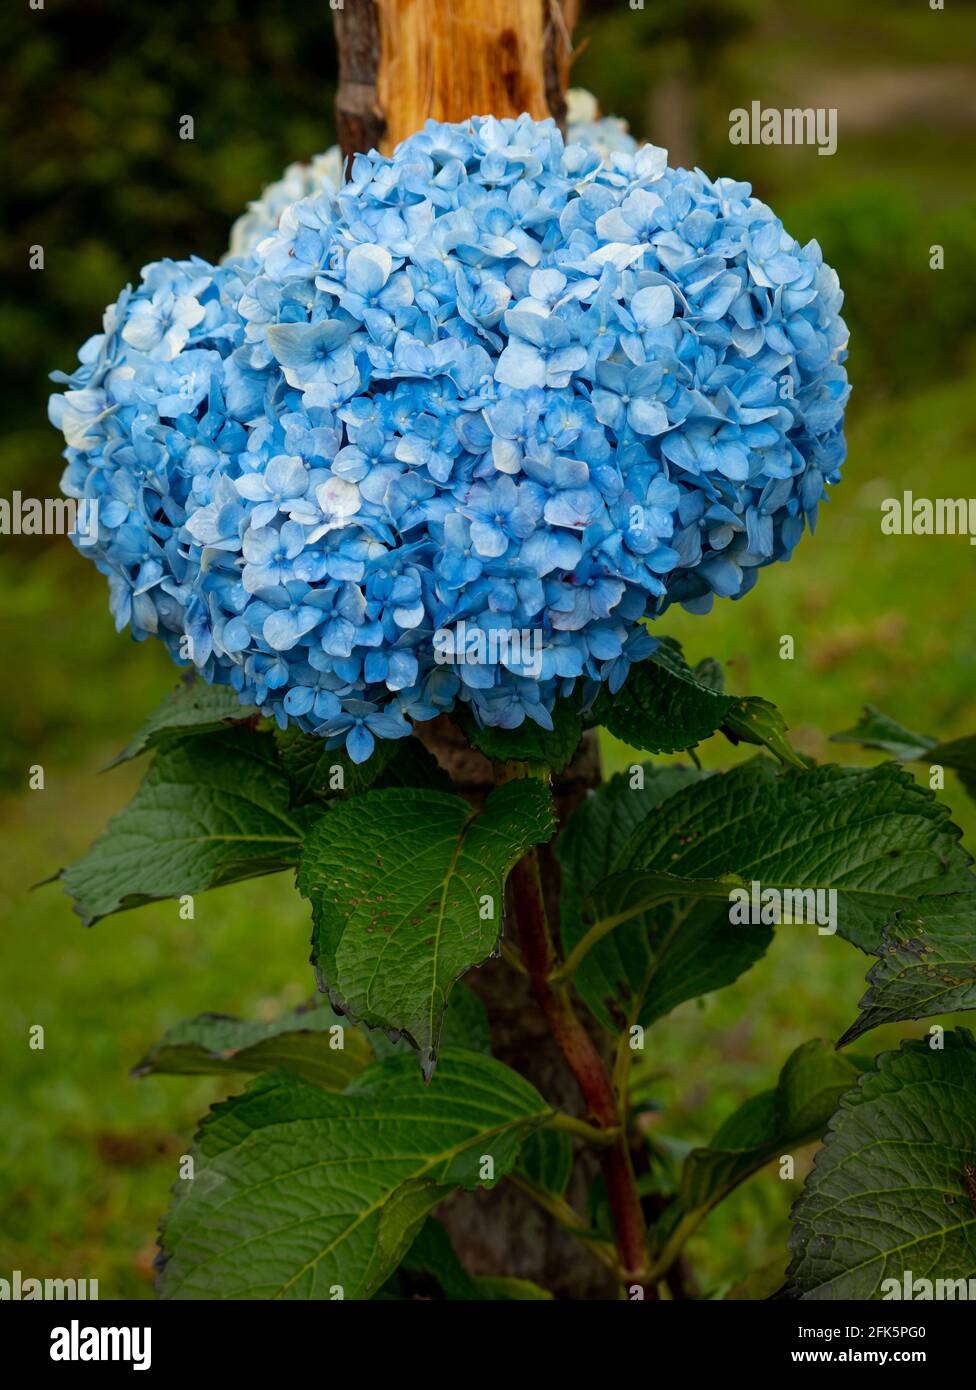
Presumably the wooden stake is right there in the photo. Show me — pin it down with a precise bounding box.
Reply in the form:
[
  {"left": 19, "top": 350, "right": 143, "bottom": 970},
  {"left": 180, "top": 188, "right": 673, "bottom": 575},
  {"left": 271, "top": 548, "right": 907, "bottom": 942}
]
[{"left": 335, "top": 0, "right": 577, "bottom": 158}]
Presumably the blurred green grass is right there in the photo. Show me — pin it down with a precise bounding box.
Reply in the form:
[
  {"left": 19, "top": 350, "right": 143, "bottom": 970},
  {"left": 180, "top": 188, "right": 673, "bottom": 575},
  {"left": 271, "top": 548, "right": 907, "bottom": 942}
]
[{"left": 2, "top": 0, "right": 975, "bottom": 1298}]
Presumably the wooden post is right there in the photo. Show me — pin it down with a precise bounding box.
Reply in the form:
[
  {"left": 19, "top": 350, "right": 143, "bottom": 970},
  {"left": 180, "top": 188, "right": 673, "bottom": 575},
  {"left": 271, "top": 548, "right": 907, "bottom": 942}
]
[
  {"left": 332, "top": 0, "right": 619, "bottom": 1299},
  {"left": 335, "top": 0, "right": 577, "bottom": 158}
]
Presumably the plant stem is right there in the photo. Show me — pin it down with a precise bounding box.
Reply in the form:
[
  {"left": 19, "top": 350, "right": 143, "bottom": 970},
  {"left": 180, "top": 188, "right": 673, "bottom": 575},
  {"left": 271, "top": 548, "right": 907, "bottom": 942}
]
[
  {"left": 545, "top": 1112, "right": 621, "bottom": 1147},
  {"left": 509, "top": 1174, "right": 620, "bottom": 1276},
  {"left": 498, "top": 939, "right": 529, "bottom": 976},
  {"left": 646, "top": 1212, "right": 701, "bottom": 1285},
  {"left": 509, "top": 848, "right": 653, "bottom": 1294}
]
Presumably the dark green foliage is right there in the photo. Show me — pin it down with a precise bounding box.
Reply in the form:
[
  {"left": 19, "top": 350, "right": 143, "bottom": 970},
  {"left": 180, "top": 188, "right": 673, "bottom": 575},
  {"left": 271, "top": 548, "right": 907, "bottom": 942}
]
[{"left": 53, "top": 668, "right": 976, "bottom": 1299}]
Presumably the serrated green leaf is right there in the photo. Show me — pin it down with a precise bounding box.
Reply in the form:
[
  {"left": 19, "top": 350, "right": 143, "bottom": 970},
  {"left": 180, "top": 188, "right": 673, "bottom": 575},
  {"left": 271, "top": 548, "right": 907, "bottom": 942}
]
[
  {"left": 607, "top": 760, "right": 974, "bottom": 954},
  {"left": 666, "top": 1041, "right": 861, "bottom": 1252},
  {"left": 556, "top": 763, "right": 759, "bottom": 1031},
  {"left": 722, "top": 697, "right": 807, "bottom": 770},
  {"left": 830, "top": 706, "right": 937, "bottom": 762},
  {"left": 839, "top": 895, "right": 976, "bottom": 1045},
  {"left": 577, "top": 878, "right": 766, "bottom": 1031},
  {"left": 556, "top": 763, "right": 705, "bottom": 901},
  {"left": 158, "top": 1049, "right": 551, "bottom": 1300},
  {"left": 592, "top": 639, "right": 800, "bottom": 766},
  {"left": 831, "top": 708, "right": 976, "bottom": 805},
  {"left": 560, "top": 760, "right": 973, "bottom": 1031},
  {"left": 786, "top": 1029, "right": 976, "bottom": 1299},
  {"left": 650, "top": 1041, "right": 862, "bottom": 1278},
  {"left": 274, "top": 727, "right": 396, "bottom": 803},
  {"left": 516, "top": 1127, "right": 573, "bottom": 1198},
  {"left": 370, "top": 982, "right": 491, "bottom": 1060},
  {"left": 454, "top": 695, "right": 582, "bottom": 772},
  {"left": 385, "top": 1218, "right": 480, "bottom": 1300},
  {"left": 106, "top": 680, "right": 259, "bottom": 768},
  {"left": 61, "top": 729, "right": 304, "bottom": 925},
  {"left": 592, "top": 639, "right": 735, "bottom": 755},
  {"left": 298, "top": 779, "right": 555, "bottom": 1073},
  {"left": 275, "top": 729, "right": 452, "bottom": 806},
  {"left": 135, "top": 981, "right": 486, "bottom": 1096},
  {"left": 928, "top": 734, "right": 976, "bottom": 803},
  {"left": 132, "top": 1000, "right": 372, "bottom": 1090}
]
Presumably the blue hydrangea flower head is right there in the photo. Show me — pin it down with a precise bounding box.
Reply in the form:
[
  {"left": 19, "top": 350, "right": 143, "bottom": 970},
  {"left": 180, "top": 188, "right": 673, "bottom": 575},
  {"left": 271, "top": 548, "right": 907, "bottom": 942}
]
[
  {"left": 225, "top": 90, "right": 632, "bottom": 258},
  {"left": 51, "top": 113, "right": 850, "bottom": 761}
]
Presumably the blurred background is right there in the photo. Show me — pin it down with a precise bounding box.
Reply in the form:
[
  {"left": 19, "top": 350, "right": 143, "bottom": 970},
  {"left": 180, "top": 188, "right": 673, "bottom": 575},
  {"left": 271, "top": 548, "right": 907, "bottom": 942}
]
[{"left": 1, "top": 0, "right": 974, "bottom": 1298}]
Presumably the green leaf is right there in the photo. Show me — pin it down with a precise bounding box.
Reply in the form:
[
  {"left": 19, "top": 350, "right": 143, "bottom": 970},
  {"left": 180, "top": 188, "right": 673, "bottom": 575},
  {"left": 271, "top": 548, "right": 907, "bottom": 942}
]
[
  {"left": 557, "top": 764, "right": 758, "bottom": 1030},
  {"left": 61, "top": 729, "right": 304, "bottom": 925},
  {"left": 132, "top": 1000, "right": 372, "bottom": 1091},
  {"left": 653, "top": 1040, "right": 862, "bottom": 1268},
  {"left": 387, "top": 1218, "right": 480, "bottom": 1300},
  {"left": 275, "top": 728, "right": 450, "bottom": 805},
  {"left": 158, "top": 1049, "right": 551, "bottom": 1300},
  {"left": 516, "top": 1127, "right": 573, "bottom": 1198},
  {"left": 454, "top": 695, "right": 582, "bottom": 772},
  {"left": 560, "top": 759, "right": 973, "bottom": 1030},
  {"left": 298, "top": 779, "right": 555, "bottom": 1073},
  {"left": 722, "top": 697, "right": 807, "bottom": 770},
  {"left": 370, "top": 982, "right": 491, "bottom": 1059},
  {"left": 592, "top": 639, "right": 735, "bottom": 755},
  {"left": 831, "top": 707, "right": 976, "bottom": 803},
  {"left": 275, "top": 726, "right": 398, "bottom": 802},
  {"left": 556, "top": 762, "right": 705, "bottom": 902},
  {"left": 372, "top": 738, "right": 454, "bottom": 793},
  {"left": 605, "top": 760, "right": 973, "bottom": 954},
  {"left": 786, "top": 1029, "right": 976, "bottom": 1299},
  {"left": 379, "top": 1216, "right": 556, "bottom": 1300},
  {"left": 106, "top": 680, "right": 259, "bottom": 768},
  {"left": 577, "top": 877, "right": 766, "bottom": 1031},
  {"left": 692, "top": 655, "right": 725, "bottom": 691},
  {"left": 839, "top": 895, "right": 976, "bottom": 1045},
  {"left": 592, "top": 639, "right": 800, "bottom": 765},
  {"left": 830, "top": 706, "right": 937, "bottom": 762},
  {"left": 928, "top": 733, "right": 976, "bottom": 804}
]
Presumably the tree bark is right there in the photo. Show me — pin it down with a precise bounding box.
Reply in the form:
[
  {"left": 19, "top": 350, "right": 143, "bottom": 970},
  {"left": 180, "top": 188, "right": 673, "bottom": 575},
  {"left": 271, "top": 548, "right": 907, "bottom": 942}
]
[
  {"left": 335, "top": 0, "right": 576, "bottom": 159},
  {"left": 334, "top": 0, "right": 385, "bottom": 158},
  {"left": 332, "top": 0, "right": 618, "bottom": 1300}
]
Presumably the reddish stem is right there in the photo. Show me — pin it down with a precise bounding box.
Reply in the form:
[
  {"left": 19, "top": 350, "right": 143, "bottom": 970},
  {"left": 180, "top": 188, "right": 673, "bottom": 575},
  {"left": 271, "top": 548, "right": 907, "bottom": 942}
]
[{"left": 509, "top": 852, "right": 653, "bottom": 1294}]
